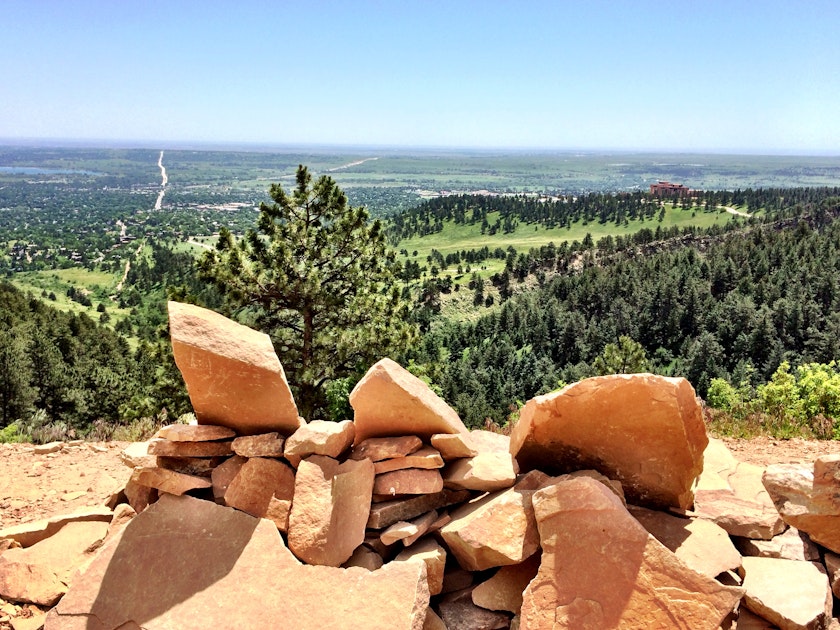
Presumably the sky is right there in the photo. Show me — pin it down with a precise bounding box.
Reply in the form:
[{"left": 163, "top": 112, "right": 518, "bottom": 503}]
[{"left": 2, "top": 1, "right": 839, "bottom": 153}]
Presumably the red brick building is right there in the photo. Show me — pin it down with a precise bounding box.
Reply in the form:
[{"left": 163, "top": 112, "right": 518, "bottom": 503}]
[{"left": 649, "top": 181, "right": 691, "bottom": 197}]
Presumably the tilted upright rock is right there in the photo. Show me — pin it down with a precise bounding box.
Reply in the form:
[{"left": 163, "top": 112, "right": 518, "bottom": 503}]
[
  {"left": 167, "top": 301, "right": 301, "bottom": 435},
  {"left": 350, "top": 358, "right": 469, "bottom": 444},
  {"left": 510, "top": 373, "right": 707, "bottom": 510},
  {"left": 288, "top": 455, "right": 375, "bottom": 566}
]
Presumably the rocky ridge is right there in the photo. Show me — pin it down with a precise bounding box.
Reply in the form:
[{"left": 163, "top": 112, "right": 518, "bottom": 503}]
[{"left": 0, "top": 301, "right": 837, "bottom": 629}]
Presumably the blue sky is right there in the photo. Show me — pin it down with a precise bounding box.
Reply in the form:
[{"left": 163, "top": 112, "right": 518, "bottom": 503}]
[{"left": 2, "top": 1, "right": 839, "bottom": 153}]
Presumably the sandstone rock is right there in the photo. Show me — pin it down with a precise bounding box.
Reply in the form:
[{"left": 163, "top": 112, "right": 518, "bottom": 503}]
[
  {"left": 265, "top": 498, "right": 292, "bottom": 533},
  {"left": 423, "top": 609, "right": 447, "bottom": 630},
  {"left": 395, "top": 537, "right": 447, "bottom": 595},
  {"left": 629, "top": 505, "right": 742, "bottom": 578},
  {"left": 740, "top": 556, "right": 832, "bottom": 630},
  {"left": 374, "top": 446, "right": 444, "bottom": 474},
  {"left": 147, "top": 438, "right": 233, "bottom": 458},
  {"left": 374, "top": 469, "right": 443, "bottom": 496},
  {"left": 441, "top": 567, "right": 474, "bottom": 595},
  {"left": 559, "top": 469, "right": 625, "bottom": 504},
  {"left": 0, "top": 562, "right": 65, "bottom": 607},
  {"left": 224, "top": 457, "right": 296, "bottom": 518},
  {"left": 367, "top": 489, "right": 472, "bottom": 529},
  {"left": 155, "top": 423, "right": 236, "bottom": 442},
  {"left": 443, "top": 452, "right": 518, "bottom": 492},
  {"left": 431, "top": 433, "right": 477, "bottom": 460},
  {"left": 33, "top": 442, "right": 62, "bottom": 455},
  {"left": 510, "top": 373, "right": 707, "bottom": 510},
  {"left": 693, "top": 489, "right": 786, "bottom": 540},
  {"left": 734, "top": 608, "right": 777, "bottom": 629},
  {"left": 762, "top": 455, "right": 840, "bottom": 554},
  {"left": 520, "top": 476, "right": 743, "bottom": 629},
  {"left": 0, "top": 507, "right": 112, "bottom": 548},
  {"left": 471, "top": 553, "right": 541, "bottom": 614},
  {"left": 46, "top": 494, "right": 429, "bottom": 630},
  {"left": 288, "top": 455, "right": 375, "bottom": 566},
  {"left": 693, "top": 445, "right": 785, "bottom": 539},
  {"left": 350, "top": 358, "right": 468, "bottom": 444},
  {"left": 107, "top": 503, "right": 136, "bottom": 539},
  {"left": 467, "top": 430, "right": 511, "bottom": 453},
  {"left": 284, "top": 420, "right": 355, "bottom": 461},
  {"left": 825, "top": 551, "right": 840, "bottom": 598},
  {"left": 131, "top": 467, "right": 212, "bottom": 496},
  {"left": 119, "top": 441, "right": 155, "bottom": 468},
  {"left": 123, "top": 476, "right": 158, "bottom": 513},
  {"left": 734, "top": 526, "right": 820, "bottom": 562},
  {"left": 231, "top": 432, "right": 286, "bottom": 458},
  {"left": 11, "top": 614, "right": 47, "bottom": 630},
  {"left": 380, "top": 510, "right": 438, "bottom": 546},
  {"left": 0, "top": 520, "right": 108, "bottom": 606},
  {"left": 344, "top": 545, "right": 384, "bottom": 571},
  {"left": 211, "top": 454, "right": 247, "bottom": 501},
  {"left": 351, "top": 435, "right": 423, "bottom": 462},
  {"left": 168, "top": 301, "right": 301, "bottom": 435},
  {"left": 441, "top": 470, "right": 548, "bottom": 572},
  {"left": 821, "top": 551, "right": 840, "bottom": 602},
  {"left": 437, "top": 588, "right": 511, "bottom": 630}
]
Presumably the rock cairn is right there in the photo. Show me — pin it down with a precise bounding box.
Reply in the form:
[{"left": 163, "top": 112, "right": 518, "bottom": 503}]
[{"left": 0, "top": 301, "right": 837, "bottom": 629}]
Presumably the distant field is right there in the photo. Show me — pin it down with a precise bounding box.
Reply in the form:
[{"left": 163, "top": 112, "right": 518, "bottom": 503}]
[{"left": 397, "top": 203, "right": 739, "bottom": 272}]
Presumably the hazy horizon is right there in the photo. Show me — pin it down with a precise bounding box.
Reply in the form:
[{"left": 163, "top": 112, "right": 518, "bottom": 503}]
[{"left": 2, "top": 1, "right": 839, "bottom": 155}]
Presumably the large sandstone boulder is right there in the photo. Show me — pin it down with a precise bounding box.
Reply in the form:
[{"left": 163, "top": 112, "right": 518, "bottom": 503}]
[
  {"left": 510, "top": 374, "right": 707, "bottom": 510},
  {"left": 46, "top": 494, "right": 429, "bottom": 630},
  {"left": 520, "top": 476, "right": 743, "bottom": 629},
  {"left": 350, "top": 358, "right": 468, "bottom": 444},
  {"left": 740, "top": 556, "right": 833, "bottom": 630},
  {"left": 762, "top": 455, "right": 840, "bottom": 554},
  {"left": 167, "top": 301, "right": 301, "bottom": 435},
  {"left": 288, "top": 455, "right": 375, "bottom": 566}
]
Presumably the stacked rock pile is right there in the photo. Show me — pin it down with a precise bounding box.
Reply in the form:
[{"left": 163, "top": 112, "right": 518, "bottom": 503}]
[{"left": 0, "top": 301, "right": 836, "bottom": 629}]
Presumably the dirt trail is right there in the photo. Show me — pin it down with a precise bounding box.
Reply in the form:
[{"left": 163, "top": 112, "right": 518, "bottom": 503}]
[
  {"left": 154, "top": 150, "right": 167, "bottom": 210},
  {"left": 719, "top": 205, "right": 751, "bottom": 217}
]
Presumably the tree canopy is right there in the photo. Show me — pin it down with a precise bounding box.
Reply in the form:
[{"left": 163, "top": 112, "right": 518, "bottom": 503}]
[{"left": 199, "top": 165, "right": 416, "bottom": 420}]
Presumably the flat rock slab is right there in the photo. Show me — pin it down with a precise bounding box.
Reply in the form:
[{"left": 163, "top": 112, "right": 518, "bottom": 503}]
[
  {"left": 734, "top": 526, "right": 820, "bottom": 562},
  {"left": 232, "top": 432, "right": 285, "bottom": 458},
  {"left": 0, "top": 520, "right": 109, "bottom": 606},
  {"left": 131, "top": 467, "right": 212, "bottom": 496},
  {"left": 520, "top": 476, "right": 743, "bottom": 629},
  {"left": 168, "top": 301, "right": 301, "bottom": 435},
  {"left": 629, "top": 505, "right": 742, "bottom": 578},
  {"left": 740, "top": 556, "right": 832, "bottom": 630},
  {"left": 288, "top": 455, "right": 374, "bottom": 566},
  {"left": 119, "top": 441, "right": 155, "bottom": 469},
  {"left": 155, "top": 424, "right": 236, "bottom": 442},
  {"left": 352, "top": 436, "right": 424, "bottom": 462},
  {"left": 431, "top": 434, "right": 477, "bottom": 460},
  {"left": 395, "top": 537, "right": 447, "bottom": 595},
  {"left": 284, "top": 420, "right": 355, "bottom": 460},
  {"left": 147, "top": 438, "right": 233, "bottom": 458},
  {"left": 441, "top": 470, "right": 547, "bottom": 572},
  {"left": 763, "top": 455, "right": 840, "bottom": 554},
  {"left": 0, "top": 507, "right": 112, "bottom": 548},
  {"left": 367, "top": 489, "right": 472, "bottom": 530},
  {"left": 374, "top": 446, "right": 444, "bottom": 474},
  {"left": 374, "top": 469, "right": 443, "bottom": 496},
  {"left": 442, "top": 452, "right": 518, "bottom": 492},
  {"left": 45, "top": 494, "right": 429, "bottom": 630},
  {"left": 510, "top": 373, "right": 707, "bottom": 510},
  {"left": 350, "top": 358, "right": 468, "bottom": 444}
]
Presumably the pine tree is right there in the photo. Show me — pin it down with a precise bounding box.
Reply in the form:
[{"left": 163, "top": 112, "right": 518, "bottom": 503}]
[{"left": 199, "top": 166, "right": 416, "bottom": 420}]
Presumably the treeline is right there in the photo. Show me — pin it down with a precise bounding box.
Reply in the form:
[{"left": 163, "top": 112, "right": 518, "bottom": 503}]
[
  {"left": 386, "top": 187, "right": 840, "bottom": 242},
  {"left": 406, "top": 196, "right": 840, "bottom": 427}
]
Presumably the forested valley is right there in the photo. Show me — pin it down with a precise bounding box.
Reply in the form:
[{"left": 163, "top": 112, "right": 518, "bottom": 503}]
[{"left": 2, "top": 157, "right": 840, "bottom": 442}]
